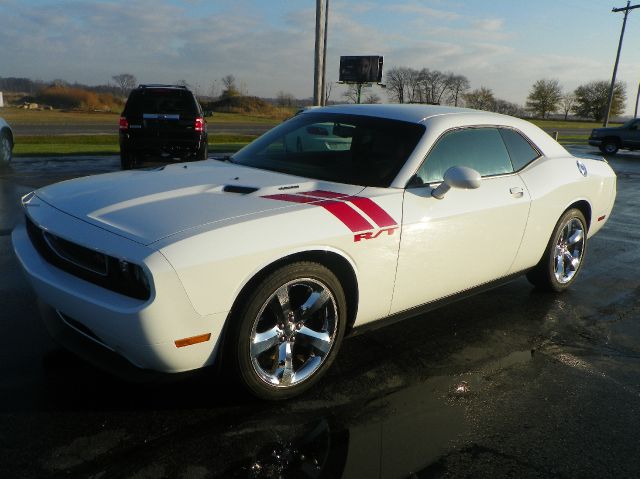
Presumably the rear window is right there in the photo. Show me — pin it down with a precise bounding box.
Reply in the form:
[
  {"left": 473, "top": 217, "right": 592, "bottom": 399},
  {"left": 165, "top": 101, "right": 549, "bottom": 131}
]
[{"left": 124, "top": 89, "right": 198, "bottom": 116}]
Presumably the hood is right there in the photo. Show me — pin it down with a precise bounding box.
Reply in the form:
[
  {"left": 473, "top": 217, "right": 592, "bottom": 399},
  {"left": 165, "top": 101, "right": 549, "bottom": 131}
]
[{"left": 36, "top": 161, "right": 364, "bottom": 245}]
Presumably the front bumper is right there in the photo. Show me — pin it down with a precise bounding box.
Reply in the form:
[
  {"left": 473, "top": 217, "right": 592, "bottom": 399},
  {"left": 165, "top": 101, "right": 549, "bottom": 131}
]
[
  {"left": 588, "top": 139, "right": 603, "bottom": 147},
  {"left": 12, "top": 206, "right": 228, "bottom": 374}
]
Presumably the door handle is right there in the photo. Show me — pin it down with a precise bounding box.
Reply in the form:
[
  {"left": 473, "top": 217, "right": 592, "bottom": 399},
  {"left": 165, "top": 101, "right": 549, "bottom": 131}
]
[{"left": 510, "top": 187, "right": 524, "bottom": 198}]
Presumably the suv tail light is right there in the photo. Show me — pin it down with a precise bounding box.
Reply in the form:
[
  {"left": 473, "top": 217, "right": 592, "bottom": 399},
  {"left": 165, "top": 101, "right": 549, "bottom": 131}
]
[
  {"left": 194, "top": 117, "right": 204, "bottom": 132},
  {"left": 119, "top": 117, "right": 129, "bottom": 130}
]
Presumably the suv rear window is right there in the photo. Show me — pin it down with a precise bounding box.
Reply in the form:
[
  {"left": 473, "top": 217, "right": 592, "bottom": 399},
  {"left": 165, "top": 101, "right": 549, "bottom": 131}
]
[{"left": 123, "top": 89, "right": 198, "bottom": 116}]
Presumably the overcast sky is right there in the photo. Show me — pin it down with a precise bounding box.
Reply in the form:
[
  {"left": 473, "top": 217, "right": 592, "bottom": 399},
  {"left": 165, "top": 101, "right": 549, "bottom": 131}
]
[{"left": 1, "top": 0, "right": 639, "bottom": 114}]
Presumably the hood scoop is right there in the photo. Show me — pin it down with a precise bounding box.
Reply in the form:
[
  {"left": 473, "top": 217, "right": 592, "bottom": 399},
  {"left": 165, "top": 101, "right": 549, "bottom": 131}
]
[{"left": 222, "top": 185, "right": 259, "bottom": 194}]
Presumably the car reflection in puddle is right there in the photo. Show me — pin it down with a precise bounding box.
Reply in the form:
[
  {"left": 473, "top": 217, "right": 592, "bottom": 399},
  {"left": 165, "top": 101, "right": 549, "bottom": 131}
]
[{"left": 211, "top": 350, "right": 534, "bottom": 478}]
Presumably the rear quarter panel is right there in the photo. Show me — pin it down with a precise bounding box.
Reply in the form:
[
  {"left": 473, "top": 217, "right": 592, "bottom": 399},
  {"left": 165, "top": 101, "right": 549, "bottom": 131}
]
[{"left": 510, "top": 155, "right": 616, "bottom": 272}]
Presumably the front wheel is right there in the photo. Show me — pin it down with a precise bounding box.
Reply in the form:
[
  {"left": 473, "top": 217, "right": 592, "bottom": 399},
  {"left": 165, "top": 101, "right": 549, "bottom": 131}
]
[
  {"left": 228, "top": 262, "right": 347, "bottom": 400},
  {"left": 599, "top": 140, "right": 619, "bottom": 155},
  {"left": 526, "top": 208, "right": 587, "bottom": 292}
]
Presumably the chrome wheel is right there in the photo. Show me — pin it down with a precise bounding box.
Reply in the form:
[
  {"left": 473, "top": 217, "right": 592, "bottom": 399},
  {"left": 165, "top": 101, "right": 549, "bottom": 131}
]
[
  {"left": 553, "top": 217, "right": 585, "bottom": 284},
  {"left": 249, "top": 277, "right": 338, "bottom": 388}
]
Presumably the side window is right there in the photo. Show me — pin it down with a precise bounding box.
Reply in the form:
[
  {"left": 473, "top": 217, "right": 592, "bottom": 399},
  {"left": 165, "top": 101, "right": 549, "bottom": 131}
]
[
  {"left": 499, "top": 129, "right": 540, "bottom": 171},
  {"left": 416, "top": 128, "right": 513, "bottom": 184}
]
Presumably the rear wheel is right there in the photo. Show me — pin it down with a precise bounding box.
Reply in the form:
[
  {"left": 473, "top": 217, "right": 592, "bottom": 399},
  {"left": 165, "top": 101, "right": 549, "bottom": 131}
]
[
  {"left": 120, "top": 149, "right": 135, "bottom": 170},
  {"left": 527, "top": 208, "right": 587, "bottom": 292},
  {"left": 599, "top": 139, "right": 619, "bottom": 155},
  {"left": 0, "top": 132, "right": 12, "bottom": 163},
  {"left": 228, "top": 262, "right": 346, "bottom": 400},
  {"left": 197, "top": 143, "right": 208, "bottom": 161}
]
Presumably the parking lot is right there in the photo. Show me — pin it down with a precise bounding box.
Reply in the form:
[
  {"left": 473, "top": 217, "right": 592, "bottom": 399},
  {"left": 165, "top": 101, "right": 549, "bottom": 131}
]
[{"left": 1, "top": 148, "right": 640, "bottom": 478}]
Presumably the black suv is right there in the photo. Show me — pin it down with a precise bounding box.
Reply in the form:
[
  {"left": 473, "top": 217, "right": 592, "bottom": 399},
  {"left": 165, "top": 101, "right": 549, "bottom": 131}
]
[
  {"left": 119, "top": 85, "right": 208, "bottom": 169},
  {"left": 589, "top": 118, "right": 640, "bottom": 155}
]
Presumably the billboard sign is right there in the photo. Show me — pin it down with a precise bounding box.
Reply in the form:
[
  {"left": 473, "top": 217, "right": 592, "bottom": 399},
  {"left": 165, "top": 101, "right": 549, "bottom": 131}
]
[{"left": 339, "top": 56, "right": 383, "bottom": 83}]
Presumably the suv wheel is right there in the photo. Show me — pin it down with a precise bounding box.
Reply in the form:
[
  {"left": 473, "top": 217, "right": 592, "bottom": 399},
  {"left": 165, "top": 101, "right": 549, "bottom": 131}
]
[
  {"left": 197, "top": 143, "right": 208, "bottom": 161},
  {"left": 599, "top": 139, "right": 619, "bottom": 155},
  {"left": 120, "top": 150, "right": 135, "bottom": 170}
]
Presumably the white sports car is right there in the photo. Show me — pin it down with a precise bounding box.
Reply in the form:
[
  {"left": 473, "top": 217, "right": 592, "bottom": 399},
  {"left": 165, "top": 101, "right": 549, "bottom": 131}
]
[{"left": 12, "top": 104, "right": 616, "bottom": 399}]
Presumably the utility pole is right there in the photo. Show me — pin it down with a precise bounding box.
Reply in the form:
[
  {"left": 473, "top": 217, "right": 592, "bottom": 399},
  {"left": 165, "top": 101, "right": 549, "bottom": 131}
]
[
  {"left": 635, "top": 82, "right": 640, "bottom": 118},
  {"left": 604, "top": 1, "right": 640, "bottom": 126},
  {"left": 313, "top": 0, "right": 326, "bottom": 106},
  {"left": 320, "top": 0, "right": 329, "bottom": 106}
]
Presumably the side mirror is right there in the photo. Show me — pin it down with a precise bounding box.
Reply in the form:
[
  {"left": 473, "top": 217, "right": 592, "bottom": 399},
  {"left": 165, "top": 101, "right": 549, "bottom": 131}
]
[{"left": 431, "top": 166, "right": 481, "bottom": 199}]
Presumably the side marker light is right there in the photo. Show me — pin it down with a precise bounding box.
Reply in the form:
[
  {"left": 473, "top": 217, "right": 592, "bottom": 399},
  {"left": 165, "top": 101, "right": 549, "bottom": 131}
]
[{"left": 175, "top": 333, "right": 211, "bottom": 348}]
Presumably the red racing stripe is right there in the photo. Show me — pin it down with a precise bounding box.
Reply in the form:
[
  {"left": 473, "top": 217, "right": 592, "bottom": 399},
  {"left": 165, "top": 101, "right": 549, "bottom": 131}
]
[
  {"left": 298, "top": 190, "right": 347, "bottom": 199},
  {"left": 262, "top": 194, "right": 316, "bottom": 203},
  {"left": 317, "top": 200, "right": 374, "bottom": 232},
  {"left": 348, "top": 197, "right": 398, "bottom": 228}
]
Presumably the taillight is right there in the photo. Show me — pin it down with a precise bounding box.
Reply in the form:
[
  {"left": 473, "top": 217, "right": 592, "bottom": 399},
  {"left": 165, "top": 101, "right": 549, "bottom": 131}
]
[
  {"left": 119, "top": 117, "right": 129, "bottom": 130},
  {"left": 194, "top": 117, "right": 204, "bottom": 132}
]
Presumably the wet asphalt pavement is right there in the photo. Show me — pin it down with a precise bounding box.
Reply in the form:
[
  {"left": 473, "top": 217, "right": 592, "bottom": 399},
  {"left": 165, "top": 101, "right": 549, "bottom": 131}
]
[{"left": 1, "top": 148, "right": 640, "bottom": 478}]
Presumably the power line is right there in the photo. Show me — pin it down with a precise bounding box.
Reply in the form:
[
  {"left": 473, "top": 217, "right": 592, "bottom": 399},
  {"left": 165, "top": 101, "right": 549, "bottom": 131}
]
[{"left": 604, "top": 1, "right": 640, "bottom": 126}]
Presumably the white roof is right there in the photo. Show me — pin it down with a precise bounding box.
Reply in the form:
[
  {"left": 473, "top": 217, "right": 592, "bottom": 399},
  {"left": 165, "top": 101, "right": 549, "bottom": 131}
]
[{"left": 315, "top": 103, "right": 486, "bottom": 124}]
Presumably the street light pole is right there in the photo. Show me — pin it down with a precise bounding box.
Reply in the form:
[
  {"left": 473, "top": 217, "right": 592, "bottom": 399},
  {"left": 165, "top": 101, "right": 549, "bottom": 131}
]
[
  {"left": 635, "top": 82, "right": 640, "bottom": 118},
  {"left": 604, "top": 1, "right": 640, "bottom": 126},
  {"left": 313, "top": 0, "right": 326, "bottom": 106}
]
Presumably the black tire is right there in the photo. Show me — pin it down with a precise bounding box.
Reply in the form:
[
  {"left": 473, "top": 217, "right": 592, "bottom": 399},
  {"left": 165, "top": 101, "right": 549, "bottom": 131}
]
[
  {"left": 227, "top": 262, "right": 347, "bottom": 400},
  {"left": 197, "top": 143, "right": 208, "bottom": 161},
  {"left": 599, "top": 139, "right": 619, "bottom": 155},
  {"left": 120, "top": 149, "right": 134, "bottom": 170},
  {"left": 526, "top": 208, "right": 588, "bottom": 292},
  {"left": 0, "top": 131, "right": 12, "bottom": 163}
]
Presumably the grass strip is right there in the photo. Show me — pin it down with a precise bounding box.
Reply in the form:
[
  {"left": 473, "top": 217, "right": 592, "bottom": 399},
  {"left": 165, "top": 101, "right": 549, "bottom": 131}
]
[{"left": 14, "top": 134, "right": 256, "bottom": 157}]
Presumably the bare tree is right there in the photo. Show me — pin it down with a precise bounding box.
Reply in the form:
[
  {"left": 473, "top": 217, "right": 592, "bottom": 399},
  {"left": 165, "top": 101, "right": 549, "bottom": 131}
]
[
  {"left": 463, "top": 87, "right": 496, "bottom": 111},
  {"left": 342, "top": 83, "right": 370, "bottom": 103},
  {"left": 559, "top": 92, "right": 576, "bottom": 120},
  {"left": 276, "top": 91, "right": 296, "bottom": 107},
  {"left": 112, "top": 73, "right": 137, "bottom": 95},
  {"left": 419, "top": 69, "right": 450, "bottom": 104},
  {"left": 221, "top": 75, "right": 239, "bottom": 98},
  {"left": 386, "top": 66, "right": 409, "bottom": 103},
  {"left": 446, "top": 74, "right": 470, "bottom": 106},
  {"left": 364, "top": 93, "right": 381, "bottom": 104}
]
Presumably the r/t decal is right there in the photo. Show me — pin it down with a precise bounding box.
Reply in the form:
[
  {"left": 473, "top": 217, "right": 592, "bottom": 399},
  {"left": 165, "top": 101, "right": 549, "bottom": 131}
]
[{"left": 354, "top": 226, "right": 399, "bottom": 242}]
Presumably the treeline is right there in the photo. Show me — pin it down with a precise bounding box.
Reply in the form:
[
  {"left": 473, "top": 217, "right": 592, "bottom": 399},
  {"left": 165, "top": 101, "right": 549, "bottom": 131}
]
[
  {"left": 526, "top": 79, "right": 626, "bottom": 121},
  {"left": 0, "top": 76, "right": 121, "bottom": 96},
  {"left": 1, "top": 76, "right": 124, "bottom": 111},
  {"left": 384, "top": 66, "right": 521, "bottom": 115}
]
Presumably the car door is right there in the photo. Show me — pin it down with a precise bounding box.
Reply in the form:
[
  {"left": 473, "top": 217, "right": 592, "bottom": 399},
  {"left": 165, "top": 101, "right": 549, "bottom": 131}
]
[{"left": 390, "top": 127, "right": 532, "bottom": 314}]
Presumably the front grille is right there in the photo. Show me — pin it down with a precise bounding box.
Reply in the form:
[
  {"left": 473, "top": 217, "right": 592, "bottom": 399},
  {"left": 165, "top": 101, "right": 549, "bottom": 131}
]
[{"left": 25, "top": 215, "right": 150, "bottom": 300}]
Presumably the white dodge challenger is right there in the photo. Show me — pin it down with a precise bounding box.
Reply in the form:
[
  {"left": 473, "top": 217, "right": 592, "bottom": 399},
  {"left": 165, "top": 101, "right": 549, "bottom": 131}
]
[{"left": 12, "top": 105, "right": 616, "bottom": 399}]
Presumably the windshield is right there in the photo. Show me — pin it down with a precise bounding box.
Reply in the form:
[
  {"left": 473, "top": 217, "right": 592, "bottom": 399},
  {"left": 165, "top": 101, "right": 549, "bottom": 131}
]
[
  {"left": 124, "top": 89, "right": 198, "bottom": 116},
  {"left": 232, "top": 113, "right": 425, "bottom": 187}
]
